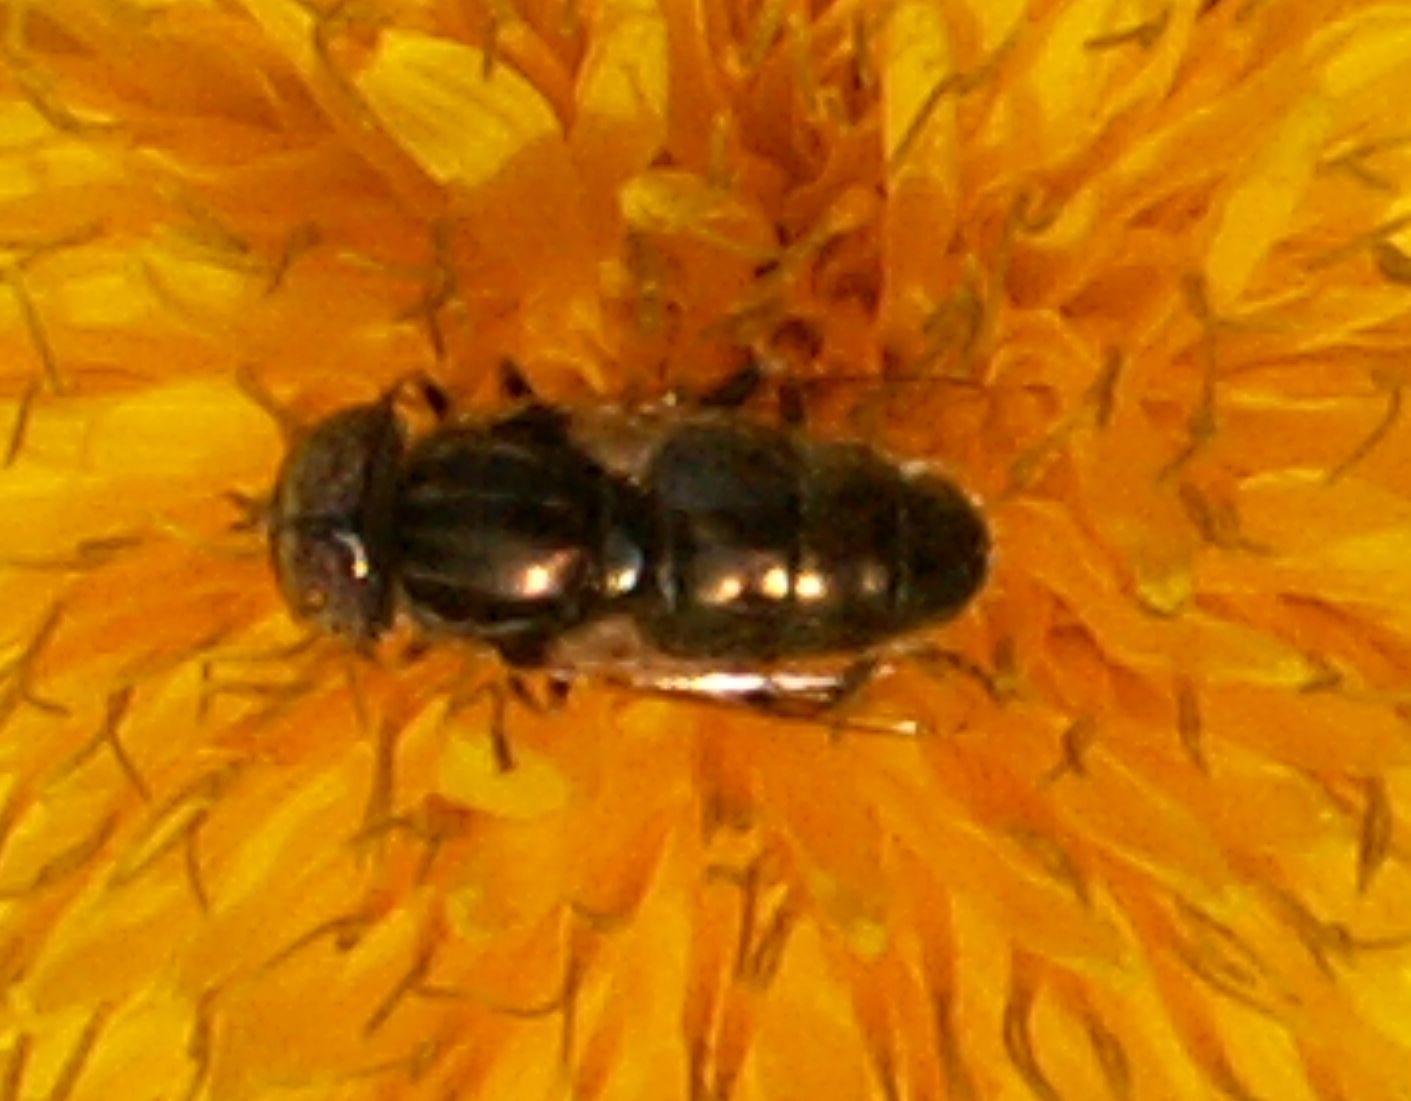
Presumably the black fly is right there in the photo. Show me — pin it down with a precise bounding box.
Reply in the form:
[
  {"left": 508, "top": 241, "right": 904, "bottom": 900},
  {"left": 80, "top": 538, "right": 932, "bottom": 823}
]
[{"left": 265, "top": 365, "right": 989, "bottom": 718}]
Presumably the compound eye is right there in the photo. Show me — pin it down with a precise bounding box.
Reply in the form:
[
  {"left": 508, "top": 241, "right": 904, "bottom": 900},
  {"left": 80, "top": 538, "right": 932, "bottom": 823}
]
[{"left": 273, "top": 522, "right": 387, "bottom": 642}]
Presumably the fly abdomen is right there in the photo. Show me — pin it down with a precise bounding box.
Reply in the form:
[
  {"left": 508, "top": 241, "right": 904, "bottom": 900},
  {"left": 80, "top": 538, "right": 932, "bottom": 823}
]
[
  {"left": 644, "top": 423, "right": 802, "bottom": 659},
  {"left": 642, "top": 422, "right": 987, "bottom": 661},
  {"left": 890, "top": 469, "right": 990, "bottom": 630}
]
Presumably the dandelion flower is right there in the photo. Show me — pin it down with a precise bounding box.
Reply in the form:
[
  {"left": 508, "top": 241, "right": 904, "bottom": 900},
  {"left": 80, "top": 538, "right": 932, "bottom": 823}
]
[{"left": 3, "top": 1, "right": 1411, "bottom": 1099}]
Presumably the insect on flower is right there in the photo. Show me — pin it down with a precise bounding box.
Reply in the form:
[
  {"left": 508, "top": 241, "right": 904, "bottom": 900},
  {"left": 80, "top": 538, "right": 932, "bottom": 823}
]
[{"left": 261, "top": 363, "right": 990, "bottom": 725}]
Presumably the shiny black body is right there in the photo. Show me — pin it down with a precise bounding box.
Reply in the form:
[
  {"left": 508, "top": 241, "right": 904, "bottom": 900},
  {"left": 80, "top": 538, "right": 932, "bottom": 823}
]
[
  {"left": 394, "top": 406, "right": 647, "bottom": 666},
  {"left": 268, "top": 389, "right": 989, "bottom": 680}
]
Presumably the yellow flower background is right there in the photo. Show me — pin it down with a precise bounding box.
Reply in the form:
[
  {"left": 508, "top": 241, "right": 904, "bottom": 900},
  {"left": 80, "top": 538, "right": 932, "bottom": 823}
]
[{"left": 3, "top": 0, "right": 1411, "bottom": 1098}]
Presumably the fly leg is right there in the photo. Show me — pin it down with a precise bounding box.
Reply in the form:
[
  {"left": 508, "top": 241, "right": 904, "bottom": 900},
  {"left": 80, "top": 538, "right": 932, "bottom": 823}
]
[
  {"left": 906, "top": 643, "right": 1004, "bottom": 702},
  {"left": 451, "top": 670, "right": 572, "bottom": 772},
  {"left": 385, "top": 370, "right": 454, "bottom": 422},
  {"left": 415, "top": 376, "right": 453, "bottom": 421},
  {"left": 489, "top": 361, "right": 578, "bottom": 446},
  {"left": 450, "top": 680, "right": 516, "bottom": 772},
  {"left": 497, "top": 672, "right": 571, "bottom": 770},
  {"left": 499, "top": 359, "right": 541, "bottom": 403},
  {"left": 697, "top": 361, "right": 765, "bottom": 409},
  {"left": 693, "top": 361, "right": 807, "bottom": 427},
  {"left": 508, "top": 671, "right": 572, "bottom": 715}
]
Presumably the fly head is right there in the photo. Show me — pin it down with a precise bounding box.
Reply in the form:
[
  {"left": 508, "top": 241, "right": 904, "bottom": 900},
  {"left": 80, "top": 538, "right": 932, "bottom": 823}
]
[{"left": 267, "top": 399, "right": 404, "bottom": 644}]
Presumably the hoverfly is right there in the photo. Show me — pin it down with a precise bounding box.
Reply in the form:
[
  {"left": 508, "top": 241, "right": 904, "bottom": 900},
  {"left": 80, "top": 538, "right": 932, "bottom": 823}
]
[{"left": 265, "top": 364, "right": 989, "bottom": 720}]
